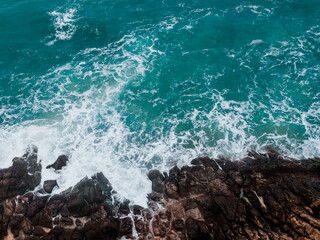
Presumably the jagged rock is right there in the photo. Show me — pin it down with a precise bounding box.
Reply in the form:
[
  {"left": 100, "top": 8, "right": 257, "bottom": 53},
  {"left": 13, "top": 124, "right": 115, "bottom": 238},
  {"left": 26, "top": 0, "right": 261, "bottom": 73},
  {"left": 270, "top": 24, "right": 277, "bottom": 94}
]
[
  {"left": 1, "top": 149, "right": 320, "bottom": 240},
  {"left": 0, "top": 147, "right": 41, "bottom": 202},
  {"left": 46, "top": 155, "right": 68, "bottom": 170}
]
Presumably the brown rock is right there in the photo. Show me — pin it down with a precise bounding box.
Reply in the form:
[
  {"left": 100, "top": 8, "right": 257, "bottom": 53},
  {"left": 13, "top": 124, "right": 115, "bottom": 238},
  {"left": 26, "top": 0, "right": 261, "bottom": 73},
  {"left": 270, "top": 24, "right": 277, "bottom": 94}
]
[
  {"left": 172, "top": 218, "right": 185, "bottom": 231},
  {"left": 33, "top": 225, "right": 46, "bottom": 236},
  {"left": 21, "top": 218, "right": 33, "bottom": 235}
]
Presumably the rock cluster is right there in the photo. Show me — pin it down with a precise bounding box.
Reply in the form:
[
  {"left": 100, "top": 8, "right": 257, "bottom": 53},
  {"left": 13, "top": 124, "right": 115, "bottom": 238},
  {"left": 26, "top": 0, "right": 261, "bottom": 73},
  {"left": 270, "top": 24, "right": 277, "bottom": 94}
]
[
  {"left": 147, "top": 152, "right": 320, "bottom": 239},
  {"left": 0, "top": 147, "right": 320, "bottom": 239},
  {"left": 0, "top": 145, "right": 41, "bottom": 202}
]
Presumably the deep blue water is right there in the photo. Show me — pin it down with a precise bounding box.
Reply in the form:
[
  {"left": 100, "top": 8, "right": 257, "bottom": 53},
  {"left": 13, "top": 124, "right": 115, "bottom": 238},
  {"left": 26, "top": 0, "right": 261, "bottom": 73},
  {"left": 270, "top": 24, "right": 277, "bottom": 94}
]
[{"left": 0, "top": 0, "right": 320, "bottom": 205}]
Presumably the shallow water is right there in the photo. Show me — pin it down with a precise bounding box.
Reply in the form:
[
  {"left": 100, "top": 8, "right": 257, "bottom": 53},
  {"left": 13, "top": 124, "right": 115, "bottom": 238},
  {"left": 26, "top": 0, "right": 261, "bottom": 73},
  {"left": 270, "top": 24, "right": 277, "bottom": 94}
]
[{"left": 0, "top": 0, "right": 320, "bottom": 206}]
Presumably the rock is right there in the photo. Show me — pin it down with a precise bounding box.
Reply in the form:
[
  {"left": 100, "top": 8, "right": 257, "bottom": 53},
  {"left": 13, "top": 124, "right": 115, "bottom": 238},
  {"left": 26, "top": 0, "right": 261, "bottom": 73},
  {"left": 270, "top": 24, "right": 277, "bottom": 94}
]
[
  {"left": 83, "top": 221, "right": 103, "bottom": 240},
  {"left": 132, "top": 205, "right": 144, "bottom": 215},
  {"left": 75, "top": 219, "right": 83, "bottom": 227},
  {"left": 186, "top": 218, "right": 211, "bottom": 240},
  {"left": 172, "top": 218, "right": 185, "bottom": 231},
  {"left": 1, "top": 149, "right": 320, "bottom": 240},
  {"left": 21, "top": 218, "right": 33, "bottom": 235},
  {"left": 33, "top": 225, "right": 46, "bottom": 236},
  {"left": 60, "top": 205, "right": 69, "bottom": 217},
  {"left": 46, "top": 155, "right": 68, "bottom": 170},
  {"left": 119, "top": 200, "right": 130, "bottom": 215},
  {"left": 119, "top": 217, "right": 132, "bottom": 236},
  {"left": 43, "top": 180, "right": 58, "bottom": 193},
  {"left": 0, "top": 148, "right": 41, "bottom": 202},
  {"left": 148, "top": 169, "right": 165, "bottom": 193},
  {"left": 60, "top": 217, "right": 74, "bottom": 226},
  {"left": 38, "top": 209, "right": 53, "bottom": 228}
]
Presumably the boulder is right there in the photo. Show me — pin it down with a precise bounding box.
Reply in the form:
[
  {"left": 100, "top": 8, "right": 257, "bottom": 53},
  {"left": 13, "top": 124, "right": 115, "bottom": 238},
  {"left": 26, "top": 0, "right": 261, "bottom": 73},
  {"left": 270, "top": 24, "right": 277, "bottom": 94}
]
[
  {"left": 43, "top": 180, "right": 58, "bottom": 193},
  {"left": 46, "top": 155, "right": 68, "bottom": 170}
]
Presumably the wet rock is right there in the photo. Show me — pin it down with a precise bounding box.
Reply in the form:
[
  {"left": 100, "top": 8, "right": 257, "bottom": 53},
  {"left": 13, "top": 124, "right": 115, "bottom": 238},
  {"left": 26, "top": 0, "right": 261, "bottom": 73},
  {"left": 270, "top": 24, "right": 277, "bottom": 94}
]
[
  {"left": 119, "top": 200, "right": 130, "bottom": 215},
  {"left": 0, "top": 148, "right": 41, "bottom": 202},
  {"left": 46, "top": 155, "right": 68, "bottom": 170},
  {"left": 132, "top": 205, "right": 144, "bottom": 215},
  {"left": 148, "top": 169, "right": 165, "bottom": 193},
  {"left": 1, "top": 149, "right": 320, "bottom": 240},
  {"left": 43, "top": 180, "right": 58, "bottom": 193},
  {"left": 119, "top": 217, "right": 133, "bottom": 236}
]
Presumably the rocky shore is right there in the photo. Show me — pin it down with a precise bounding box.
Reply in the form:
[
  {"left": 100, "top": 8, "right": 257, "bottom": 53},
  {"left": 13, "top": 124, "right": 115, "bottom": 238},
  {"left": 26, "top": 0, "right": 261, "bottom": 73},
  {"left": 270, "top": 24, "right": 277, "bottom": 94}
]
[{"left": 0, "top": 147, "right": 320, "bottom": 239}]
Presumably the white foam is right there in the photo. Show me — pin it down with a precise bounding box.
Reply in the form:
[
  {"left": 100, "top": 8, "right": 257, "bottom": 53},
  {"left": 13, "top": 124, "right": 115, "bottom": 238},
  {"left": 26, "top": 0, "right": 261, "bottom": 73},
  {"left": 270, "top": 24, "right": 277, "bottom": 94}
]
[
  {"left": 0, "top": 33, "right": 164, "bottom": 207},
  {"left": 1, "top": 19, "right": 320, "bottom": 209},
  {"left": 250, "top": 39, "right": 263, "bottom": 45},
  {"left": 235, "top": 5, "right": 273, "bottom": 17},
  {"left": 47, "top": 8, "right": 78, "bottom": 46}
]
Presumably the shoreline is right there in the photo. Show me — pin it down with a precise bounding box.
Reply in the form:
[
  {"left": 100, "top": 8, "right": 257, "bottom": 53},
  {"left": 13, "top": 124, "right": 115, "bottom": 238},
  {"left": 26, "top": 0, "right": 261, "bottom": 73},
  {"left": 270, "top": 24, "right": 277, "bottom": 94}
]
[{"left": 0, "top": 147, "right": 320, "bottom": 239}]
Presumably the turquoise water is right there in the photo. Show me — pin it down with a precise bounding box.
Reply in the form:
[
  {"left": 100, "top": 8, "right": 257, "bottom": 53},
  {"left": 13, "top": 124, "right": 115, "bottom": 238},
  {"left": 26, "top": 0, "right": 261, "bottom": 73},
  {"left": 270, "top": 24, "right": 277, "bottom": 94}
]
[{"left": 1, "top": 0, "right": 320, "bottom": 205}]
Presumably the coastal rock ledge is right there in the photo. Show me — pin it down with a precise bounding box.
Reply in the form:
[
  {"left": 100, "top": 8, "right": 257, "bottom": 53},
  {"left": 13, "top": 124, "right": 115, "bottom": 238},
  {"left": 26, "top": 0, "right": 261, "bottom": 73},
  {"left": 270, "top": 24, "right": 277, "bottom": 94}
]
[{"left": 0, "top": 148, "right": 320, "bottom": 240}]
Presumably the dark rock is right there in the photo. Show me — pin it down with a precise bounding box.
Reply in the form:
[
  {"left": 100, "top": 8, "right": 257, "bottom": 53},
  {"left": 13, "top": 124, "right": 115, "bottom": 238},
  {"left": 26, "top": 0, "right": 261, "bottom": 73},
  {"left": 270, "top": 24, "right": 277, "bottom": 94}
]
[
  {"left": 186, "top": 218, "right": 211, "bottom": 240},
  {"left": 33, "top": 225, "right": 46, "bottom": 236},
  {"left": 46, "top": 155, "right": 68, "bottom": 170},
  {"left": 0, "top": 149, "right": 41, "bottom": 202},
  {"left": 50, "top": 226, "right": 65, "bottom": 239},
  {"left": 83, "top": 221, "right": 104, "bottom": 240},
  {"left": 75, "top": 219, "right": 83, "bottom": 227},
  {"left": 119, "top": 200, "right": 130, "bottom": 215},
  {"left": 21, "top": 218, "right": 33, "bottom": 235},
  {"left": 61, "top": 217, "right": 74, "bottom": 226},
  {"left": 172, "top": 218, "right": 184, "bottom": 231},
  {"left": 43, "top": 180, "right": 58, "bottom": 193},
  {"left": 148, "top": 169, "right": 165, "bottom": 193},
  {"left": 72, "top": 228, "right": 83, "bottom": 239},
  {"left": 92, "top": 172, "right": 113, "bottom": 199},
  {"left": 39, "top": 209, "right": 53, "bottom": 228},
  {"left": 132, "top": 205, "right": 144, "bottom": 215},
  {"left": 59, "top": 228, "right": 74, "bottom": 239},
  {"left": 9, "top": 214, "right": 23, "bottom": 230},
  {"left": 1, "top": 149, "right": 320, "bottom": 240},
  {"left": 60, "top": 205, "right": 69, "bottom": 217},
  {"left": 102, "top": 217, "right": 120, "bottom": 238},
  {"left": 119, "top": 217, "right": 132, "bottom": 236}
]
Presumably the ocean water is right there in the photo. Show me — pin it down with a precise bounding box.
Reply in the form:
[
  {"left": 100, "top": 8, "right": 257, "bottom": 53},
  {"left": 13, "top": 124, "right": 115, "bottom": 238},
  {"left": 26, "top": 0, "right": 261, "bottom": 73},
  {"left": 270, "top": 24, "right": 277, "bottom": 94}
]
[{"left": 0, "top": 0, "right": 319, "bottom": 206}]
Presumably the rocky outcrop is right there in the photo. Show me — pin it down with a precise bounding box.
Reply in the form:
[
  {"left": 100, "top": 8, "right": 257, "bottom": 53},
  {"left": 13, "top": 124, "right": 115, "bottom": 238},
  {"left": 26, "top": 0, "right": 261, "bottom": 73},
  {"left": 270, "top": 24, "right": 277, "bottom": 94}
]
[
  {"left": 0, "top": 148, "right": 320, "bottom": 239},
  {"left": 0, "top": 145, "right": 41, "bottom": 202}
]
